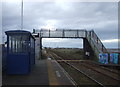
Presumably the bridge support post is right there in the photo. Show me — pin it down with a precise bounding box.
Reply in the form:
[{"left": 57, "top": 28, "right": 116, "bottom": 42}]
[
  {"left": 39, "top": 37, "right": 42, "bottom": 60},
  {"left": 83, "top": 38, "right": 94, "bottom": 59}
]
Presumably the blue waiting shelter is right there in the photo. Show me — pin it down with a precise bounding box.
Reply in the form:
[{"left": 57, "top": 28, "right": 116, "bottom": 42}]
[{"left": 5, "top": 30, "right": 35, "bottom": 74}]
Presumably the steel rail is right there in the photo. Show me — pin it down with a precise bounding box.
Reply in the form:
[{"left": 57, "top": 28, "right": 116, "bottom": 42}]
[
  {"left": 73, "top": 62, "right": 120, "bottom": 81},
  {"left": 81, "top": 61, "right": 119, "bottom": 76},
  {"left": 50, "top": 51, "right": 105, "bottom": 87}
]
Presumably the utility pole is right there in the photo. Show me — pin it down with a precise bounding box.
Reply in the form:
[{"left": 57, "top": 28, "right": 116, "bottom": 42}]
[{"left": 21, "top": 0, "right": 23, "bottom": 30}]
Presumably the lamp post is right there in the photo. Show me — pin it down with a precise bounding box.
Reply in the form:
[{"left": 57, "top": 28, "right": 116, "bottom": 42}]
[{"left": 21, "top": 0, "right": 23, "bottom": 30}]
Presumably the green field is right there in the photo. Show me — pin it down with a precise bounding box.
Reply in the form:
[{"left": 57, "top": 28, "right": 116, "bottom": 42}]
[
  {"left": 43, "top": 48, "right": 98, "bottom": 61},
  {"left": 46, "top": 48, "right": 85, "bottom": 60}
]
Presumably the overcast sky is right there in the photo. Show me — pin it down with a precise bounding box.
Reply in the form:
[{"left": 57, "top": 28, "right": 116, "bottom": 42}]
[{"left": 1, "top": 0, "right": 119, "bottom": 48}]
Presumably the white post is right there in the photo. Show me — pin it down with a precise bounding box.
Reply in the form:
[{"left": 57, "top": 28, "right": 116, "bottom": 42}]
[{"left": 21, "top": 0, "right": 23, "bottom": 30}]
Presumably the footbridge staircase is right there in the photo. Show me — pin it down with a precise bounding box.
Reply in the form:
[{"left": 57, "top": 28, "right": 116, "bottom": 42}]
[{"left": 85, "top": 30, "right": 108, "bottom": 58}]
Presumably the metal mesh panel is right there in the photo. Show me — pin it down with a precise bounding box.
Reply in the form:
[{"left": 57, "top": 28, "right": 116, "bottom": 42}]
[
  {"left": 38, "top": 29, "right": 86, "bottom": 38},
  {"left": 78, "top": 30, "right": 86, "bottom": 37},
  {"left": 50, "top": 30, "right": 63, "bottom": 37},
  {"left": 64, "top": 30, "right": 77, "bottom": 37},
  {"left": 40, "top": 30, "right": 49, "bottom": 37}
]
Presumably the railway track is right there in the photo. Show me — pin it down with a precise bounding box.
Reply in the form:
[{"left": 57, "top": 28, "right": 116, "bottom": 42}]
[
  {"left": 50, "top": 51, "right": 119, "bottom": 76},
  {"left": 75, "top": 61, "right": 120, "bottom": 81},
  {"left": 69, "top": 62, "right": 119, "bottom": 85},
  {"left": 81, "top": 60, "right": 119, "bottom": 75},
  {"left": 48, "top": 52, "right": 104, "bottom": 86},
  {"left": 47, "top": 51, "right": 119, "bottom": 86}
]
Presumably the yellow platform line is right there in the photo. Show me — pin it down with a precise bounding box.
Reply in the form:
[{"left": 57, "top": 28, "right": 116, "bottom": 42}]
[{"left": 47, "top": 60, "right": 58, "bottom": 85}]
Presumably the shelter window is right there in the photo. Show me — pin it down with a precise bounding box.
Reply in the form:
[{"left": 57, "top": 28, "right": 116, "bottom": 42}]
[{"left": 9, "top": 35, "right": 28, "bottom": 53}]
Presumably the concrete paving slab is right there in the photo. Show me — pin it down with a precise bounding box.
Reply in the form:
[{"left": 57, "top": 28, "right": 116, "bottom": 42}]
[
  {"left": 2, "top": 59, "right": 49, "bottom": 86},
  {"left": 2, "top": 59, "right": 76, "bottom": 86}
]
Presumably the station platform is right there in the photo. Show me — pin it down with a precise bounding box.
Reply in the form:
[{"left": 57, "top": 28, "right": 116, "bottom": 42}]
[{"left": 2, "top": 59, "right": 75, "bottom": 86}]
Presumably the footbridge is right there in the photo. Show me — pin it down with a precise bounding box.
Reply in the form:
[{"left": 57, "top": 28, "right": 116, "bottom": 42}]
[{"left": 33, "top": 29, "right": 108, "bottom": 59}]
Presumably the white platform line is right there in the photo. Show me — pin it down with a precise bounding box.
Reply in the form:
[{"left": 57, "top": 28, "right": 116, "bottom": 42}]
[
  {"left": 54, "top": 60, "right": 77, "bottom": 86},
  {"left": 55, "top": 71, "right": 61, "bottom": 77}
]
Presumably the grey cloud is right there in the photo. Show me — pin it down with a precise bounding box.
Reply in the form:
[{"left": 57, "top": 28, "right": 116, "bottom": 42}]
[
  {"left": 2, "top": 2, "right": 21, "bottom": 30},
  {"left": 103, "top": 41, "right": 118, "bottom": 48},
  {"left": 2, "top": 2, "right": 118, "bottom": 48}
]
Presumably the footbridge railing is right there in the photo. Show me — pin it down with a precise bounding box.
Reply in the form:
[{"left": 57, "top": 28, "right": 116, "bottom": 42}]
[{"left": 34, "top": 29, "right": 86, "bottom": 38}]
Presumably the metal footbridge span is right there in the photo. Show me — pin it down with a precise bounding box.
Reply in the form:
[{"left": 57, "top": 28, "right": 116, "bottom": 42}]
[{"left": 33, "top": 29, "right": 108, "bottom": 59}]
